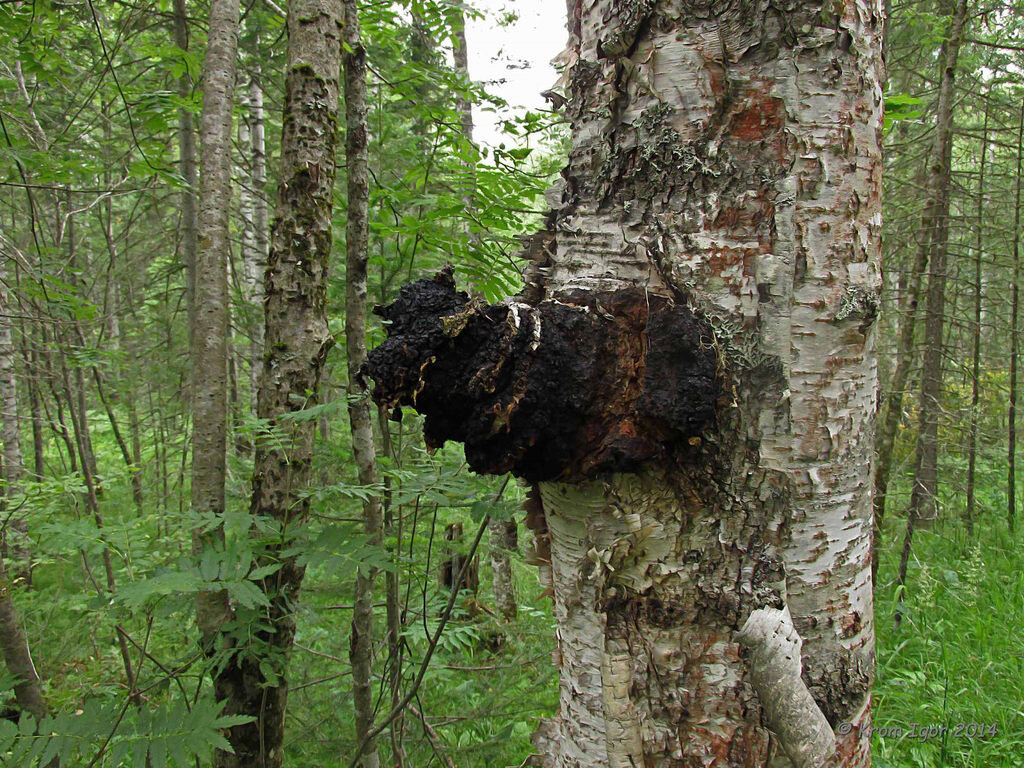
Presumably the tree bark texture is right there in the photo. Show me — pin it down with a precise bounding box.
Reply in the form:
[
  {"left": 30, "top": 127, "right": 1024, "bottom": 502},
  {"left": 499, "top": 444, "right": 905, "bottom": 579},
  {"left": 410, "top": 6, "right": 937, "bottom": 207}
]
[
  {"left": 343, "top": 1, "right": 384, "bottom": 766},
  {"left": 213, "top": 1, "right": 342, "bottom": 765},
  {"left": 906, "top": 0, "right": 969, "bottom": 527},
  {"left": 366, "top": 1, "right": 883, "bottom": 765},
  {"left": 489, "top": 518, "right": 518, "bottom": 622},
  {"left": 191, "top": 0, "right": 239, "bottom": 647}
]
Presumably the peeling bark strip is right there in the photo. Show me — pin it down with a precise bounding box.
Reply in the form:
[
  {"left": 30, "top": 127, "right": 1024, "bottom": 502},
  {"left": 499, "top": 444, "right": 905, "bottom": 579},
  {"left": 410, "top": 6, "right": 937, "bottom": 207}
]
[
  {"left": 366, "top": 269, "right": 718, "bottom": 482},
  {"left": 368, "top": 0, "right": 882, "bottom": 765},
  {"left": 738, "top": 608, "right": 836, "bottom": 768}
]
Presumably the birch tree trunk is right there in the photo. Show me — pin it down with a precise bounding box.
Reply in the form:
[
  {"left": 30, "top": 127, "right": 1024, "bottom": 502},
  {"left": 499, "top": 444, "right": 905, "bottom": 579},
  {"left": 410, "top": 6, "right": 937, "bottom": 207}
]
[
  {"left": 213, "top": 1, "right": 342, "bottom": 764},
  {"left": 239, "top": 70, "right": 268, "bottom": 418},
  {"left": 0, "top": 257, "right": 27, "bottom": 567},
  {"left": 530, "top": 3, "right": 882, "bottom": 762},
  {"left": 366, "top": 1, "right": 883, "bottom": 765}
]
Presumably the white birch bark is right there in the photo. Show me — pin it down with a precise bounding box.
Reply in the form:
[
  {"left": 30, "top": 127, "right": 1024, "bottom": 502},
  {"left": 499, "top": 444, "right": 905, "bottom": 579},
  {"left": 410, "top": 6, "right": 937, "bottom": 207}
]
[
  {"left": 531, "top": 2, "right": 883, "bottom": 765},
  {"left": 239, "top": 72, "right": 268, "bottom": 417}
]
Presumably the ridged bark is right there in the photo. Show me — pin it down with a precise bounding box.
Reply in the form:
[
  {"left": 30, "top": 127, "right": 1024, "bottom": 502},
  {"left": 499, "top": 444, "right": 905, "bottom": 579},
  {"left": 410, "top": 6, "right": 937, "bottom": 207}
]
[
  {"left": 213, "top": 1, "right": 342, "bottom": 764},
  {"left": 489, "top": 519, "right": 517, "bottom": 622},
  {"left": 344, "top": 2, "right": 383, "bottom": 766}
]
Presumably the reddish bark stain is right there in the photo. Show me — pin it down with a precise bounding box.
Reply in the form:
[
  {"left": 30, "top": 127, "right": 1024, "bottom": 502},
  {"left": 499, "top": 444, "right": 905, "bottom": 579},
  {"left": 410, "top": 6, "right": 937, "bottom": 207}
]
[{"left": 730, "top": 88, "right": 784, "bottom": 143}]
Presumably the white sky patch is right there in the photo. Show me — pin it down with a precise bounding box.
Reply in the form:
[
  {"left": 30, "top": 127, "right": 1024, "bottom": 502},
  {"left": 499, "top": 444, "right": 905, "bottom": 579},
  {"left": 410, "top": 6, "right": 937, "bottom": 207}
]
[{"left": 465, "top": 0, "right": 566, "bottom": 148}]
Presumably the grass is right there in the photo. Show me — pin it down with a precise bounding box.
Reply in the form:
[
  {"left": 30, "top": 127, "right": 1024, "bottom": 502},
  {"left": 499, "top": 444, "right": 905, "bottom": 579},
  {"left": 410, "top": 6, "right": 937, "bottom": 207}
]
[{"left": 873, "top": 511, "right": 1024, "bottom": 767}]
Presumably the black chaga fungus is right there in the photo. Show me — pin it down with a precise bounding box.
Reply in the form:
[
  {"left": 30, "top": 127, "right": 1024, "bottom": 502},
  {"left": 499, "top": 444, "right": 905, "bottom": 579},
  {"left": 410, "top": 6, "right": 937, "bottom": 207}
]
[{"left": 364, "top": 268, "right": 719, "bottom": 482}]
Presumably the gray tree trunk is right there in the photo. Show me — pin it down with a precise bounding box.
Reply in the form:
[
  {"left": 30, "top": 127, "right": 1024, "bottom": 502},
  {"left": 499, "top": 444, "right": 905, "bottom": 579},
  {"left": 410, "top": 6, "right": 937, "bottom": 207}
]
[
  {"left": 173, "top": 0, "right": 199, "bottom": 353},
  {"left": 344, "top": 1, "right": 383, "bottom": 765},
  {"left": 191, "top": 0, "right": 238, "bottom": 647},
  {"left": 965, "top": 95, "right": 990, "bottom": 536},
  {"left": 905, "top": 0, "right": 969, "bottom": 528},
  {"left": 213, "top": 0, "right": 342, "bottom": 764},
  {"left": 1009, "top": 101, "right": 1024, "bottom": 535}
]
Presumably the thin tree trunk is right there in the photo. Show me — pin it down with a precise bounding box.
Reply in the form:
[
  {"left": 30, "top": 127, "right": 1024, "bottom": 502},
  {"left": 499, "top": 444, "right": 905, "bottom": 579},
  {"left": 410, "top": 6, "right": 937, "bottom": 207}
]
[
  {"left": 344, "top": 2, "right": 383, "bottom": 766},
  {"left": 1009, "top": 101, "right": 1024, "bottom": 535},
  {"left": 61, "top": 204, "right": 138, "bottom": 698},
  {"left": 97, "top": 170, "right": 143, "bottom": 512},
  {"left": 0, "top": 257, "right": 28, "bottom": 568},
  {"left": 239, "top": 72, "right": 268, "bottom": 419},
  {"left": 896, "top": 1, "right": 970, "bottom": 629},
  {"left": 965, "top": 96, "right": 990, "bottom": 536},
  {"left": 16, "top": 331, "right": 45, "bottom": 480},
  {"left": 489, "top": 518, "right": 517, "bottom": 622},
  {"left": 173, "top": 0, "right": 199, "bottom": 352},
  {"left": 906, "top": 0, "right": 969, "bottom": 529},
  {"left": 190, "top": 0, "right": 238, "bottom": 647},
  {"left": 36, "top": 335, "right": 76, "bottom": 474},
  {"left": 0, "top": 253, "right": 48, "bottom": 720},
  {"left": 378, "top": 409, "right": 405, "bottom": 768},
  {"left": 874, "top": 0, "right": 968, "bottom": 559},
  {"left": 213, "top": 1, "right": 342, "bottom": 764}
]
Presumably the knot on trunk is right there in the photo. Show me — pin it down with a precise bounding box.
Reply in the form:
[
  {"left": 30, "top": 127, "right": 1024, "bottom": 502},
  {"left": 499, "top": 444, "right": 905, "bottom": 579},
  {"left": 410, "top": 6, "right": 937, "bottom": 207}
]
[{"left": 364, "top": 269, "right": 719, "bottom": 481}]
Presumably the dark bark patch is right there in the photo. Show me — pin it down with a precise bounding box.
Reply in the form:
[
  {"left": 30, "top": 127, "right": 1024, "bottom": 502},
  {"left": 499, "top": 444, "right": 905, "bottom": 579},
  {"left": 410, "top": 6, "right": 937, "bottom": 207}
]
[
  {"left": 805, "top": 651, "right": 873, "bottom": 727},
  {"left": 364, "top": 270, "right": 719, "bottom": 481}
]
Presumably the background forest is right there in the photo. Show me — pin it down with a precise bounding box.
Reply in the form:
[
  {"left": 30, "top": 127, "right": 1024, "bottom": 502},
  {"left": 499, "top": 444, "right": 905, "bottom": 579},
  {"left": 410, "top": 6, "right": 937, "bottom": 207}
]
[{"left": 0, "top": 0, "right": 1022, "bottom": 766}]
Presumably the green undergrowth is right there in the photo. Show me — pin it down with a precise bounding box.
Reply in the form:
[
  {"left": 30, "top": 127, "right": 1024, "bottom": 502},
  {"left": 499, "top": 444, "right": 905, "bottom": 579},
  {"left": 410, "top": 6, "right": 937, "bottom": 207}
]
[
  {"left": 286, "top": 547, "right": 559, "bottom": 767},
  {"left": 874, "top": 506, "right": 1024, "bottom": 767}
]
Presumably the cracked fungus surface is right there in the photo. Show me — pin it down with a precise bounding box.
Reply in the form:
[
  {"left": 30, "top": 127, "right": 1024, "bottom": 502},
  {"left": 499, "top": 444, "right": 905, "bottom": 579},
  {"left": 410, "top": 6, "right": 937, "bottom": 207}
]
[{"left": 364, "top": 269, "right": 719, "bottom": 481}]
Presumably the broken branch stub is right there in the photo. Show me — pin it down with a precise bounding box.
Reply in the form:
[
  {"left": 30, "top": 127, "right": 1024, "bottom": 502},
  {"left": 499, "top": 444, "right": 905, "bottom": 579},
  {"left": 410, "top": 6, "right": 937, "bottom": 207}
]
[{"left": 364, "top": 269, "right": 719, "bottom": 481}]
